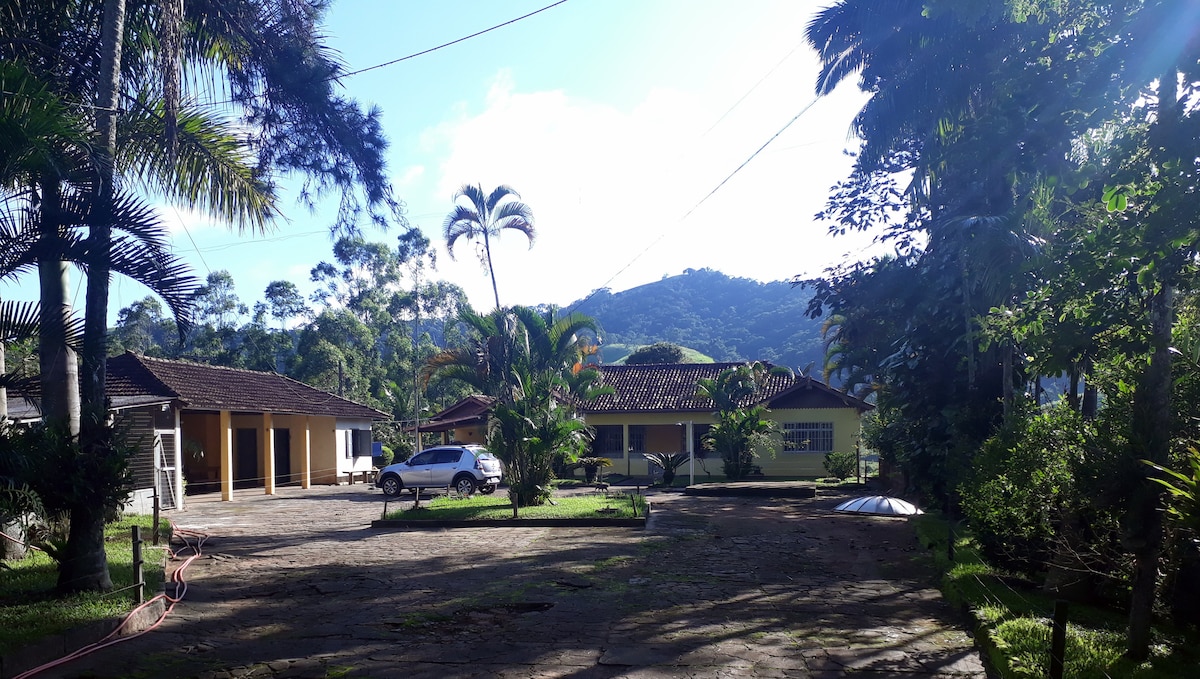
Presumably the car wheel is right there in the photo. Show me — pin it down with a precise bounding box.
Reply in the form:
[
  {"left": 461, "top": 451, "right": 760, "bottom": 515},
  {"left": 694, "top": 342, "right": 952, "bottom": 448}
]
[
  {"left": 453, "top": 475, "right": 477, "bottom": 496},
  {"left": 479, "top": 485, "right": 496, "bottom": 495},
  {"left": 380, "top": 475, "right": 403, "bottom": 497}
]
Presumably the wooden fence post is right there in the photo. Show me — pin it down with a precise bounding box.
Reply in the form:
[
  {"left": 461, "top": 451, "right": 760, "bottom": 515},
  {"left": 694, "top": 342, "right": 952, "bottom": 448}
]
[
  {"left": 1050, "top": 599, "right": 1068, "bottom": 679},
  {"left": 131, "top": 525, "right": 144, "bottom": 604},
  {"left": 152, "top": 488, "right": 161, "bottom": 546}
]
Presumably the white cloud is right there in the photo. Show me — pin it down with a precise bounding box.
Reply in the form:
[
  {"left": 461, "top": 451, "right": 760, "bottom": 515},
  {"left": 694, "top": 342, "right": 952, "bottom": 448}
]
[
  {"left": 418, "top": 66, "right": 878, "bottom": 312},
  {"left": 156, "top": 204, "right": 228, "bottom": 237}
]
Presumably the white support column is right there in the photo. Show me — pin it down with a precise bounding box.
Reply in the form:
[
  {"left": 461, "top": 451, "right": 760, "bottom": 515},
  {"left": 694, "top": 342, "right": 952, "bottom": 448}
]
[
  {"left": 622, "top": 423, "right": 630, "bottom": 476},
  {"left": 174, "top": 408, "right": 185, "bottom": 510},
  {"left": 300, "top": 416, "right": 311, "bottom": 489},
  {"left": 687, "top": 421, "right": 695, "bottom": 486},
  {"left": 263, "top": 412, "right": 275, "bottom": 495},
  {"left": 220, "top": 409, "right": 233, "bottom": 501}
]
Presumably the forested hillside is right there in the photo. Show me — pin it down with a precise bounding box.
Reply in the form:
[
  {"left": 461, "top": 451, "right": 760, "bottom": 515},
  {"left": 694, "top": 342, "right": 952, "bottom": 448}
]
[{"left": 571, "top": 268, "right": 824, "bottom": 374}]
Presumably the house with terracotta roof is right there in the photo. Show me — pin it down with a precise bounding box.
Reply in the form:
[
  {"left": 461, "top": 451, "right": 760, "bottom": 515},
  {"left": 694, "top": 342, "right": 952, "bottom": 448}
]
[
  {"left": 417, "top": 394, "right": 495, "bottom": 443},
  {"left": 4, "top": 352, "right": 387, "bottom": 510},
  {"left": 423, "top": 362, "right": 872, "bottom": 479}
]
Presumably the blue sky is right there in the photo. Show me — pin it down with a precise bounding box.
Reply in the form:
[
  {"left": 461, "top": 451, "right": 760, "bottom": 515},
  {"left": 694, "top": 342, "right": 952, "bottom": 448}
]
[{"left": 6, "top": 0, "right": 885, "bottom": 322}]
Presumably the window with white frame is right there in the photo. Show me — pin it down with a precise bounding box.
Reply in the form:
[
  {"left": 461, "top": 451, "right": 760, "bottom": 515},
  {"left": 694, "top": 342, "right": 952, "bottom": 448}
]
[{"left": 783, "top": 422, "right": 834, "bottom": 453}]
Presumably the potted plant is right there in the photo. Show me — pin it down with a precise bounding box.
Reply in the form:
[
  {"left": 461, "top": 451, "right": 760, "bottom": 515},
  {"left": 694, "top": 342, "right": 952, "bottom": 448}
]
[
  {"left": 643, "top": 452, "right": 689, "bottom": 486},
  {"left": 576, "top": 456, "right": 613, "bottom": 484}
]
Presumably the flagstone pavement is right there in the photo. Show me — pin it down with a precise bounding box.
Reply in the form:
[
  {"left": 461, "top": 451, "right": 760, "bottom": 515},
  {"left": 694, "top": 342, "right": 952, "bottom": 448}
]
[{"left": 37, "top": 483, "right": 989, "bottom": 678}]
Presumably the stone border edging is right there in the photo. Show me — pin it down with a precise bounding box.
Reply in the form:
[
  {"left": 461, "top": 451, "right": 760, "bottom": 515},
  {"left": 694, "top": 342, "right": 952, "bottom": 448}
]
[
  {"left": 684, "top": 484, "right": 817, "bottom": 498},
  {"left": 371, "top": 516, "right": 647, "bottom": 529},
  {"left": 0, "top": 597, "right": 166, "bottom": 679}
]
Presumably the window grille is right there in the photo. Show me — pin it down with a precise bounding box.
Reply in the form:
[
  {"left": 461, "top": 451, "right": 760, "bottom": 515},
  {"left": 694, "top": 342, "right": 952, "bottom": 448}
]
[{"left": 783, "top": 422, "right": 834, "bottom": 453}]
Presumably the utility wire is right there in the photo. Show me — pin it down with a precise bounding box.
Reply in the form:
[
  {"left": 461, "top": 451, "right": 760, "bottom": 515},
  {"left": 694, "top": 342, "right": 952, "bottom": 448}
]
[
  {"left": 339, "top": 0, "right": 571, "bottom": 80},
  {"left": 569, "top": 96, "right": 822, "bottom": 313},
  {"left": 699, "top": 40, "right": 805, "bottom": 138}
]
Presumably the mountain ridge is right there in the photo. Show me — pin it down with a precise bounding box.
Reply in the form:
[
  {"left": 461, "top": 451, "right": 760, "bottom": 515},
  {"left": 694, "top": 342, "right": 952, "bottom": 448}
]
[{"left": 569, "top": 268, "right": 825, "bottom": 375}]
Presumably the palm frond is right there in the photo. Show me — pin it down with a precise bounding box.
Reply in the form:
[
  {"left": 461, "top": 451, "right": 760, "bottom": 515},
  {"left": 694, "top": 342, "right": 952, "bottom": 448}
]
[
  {"left": 104, "top": 235, "right": 199, "bottom": 339},
  {"left": 117, "top": 98, "right": 278, "bottom": 233},
  {"left": 486, "top": 184, "right": 521, "bottom": 211},
  {"left": 456, "top": 184, "right": 488, "bottom": 218},
  {"left": 442, "top": 205, "right": 483, "bottom": 259},
  {"left": 0, "top": 299, "right": 82, "bottom": 352},
  {"left": 0, "top": 301, "right": 40, "bottom": 343}
]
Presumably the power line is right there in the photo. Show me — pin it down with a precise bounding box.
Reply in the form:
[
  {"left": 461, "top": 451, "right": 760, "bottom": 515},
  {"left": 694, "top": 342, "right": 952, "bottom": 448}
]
[
  {"left": 699, "top": 40, "right": 806, "bottom": 139},
  {"left": 339, "top": 0, "right": 571, "bottom": 80},
  {"left": 209, "top": 1, "right": 571, "bottom": 106},
  {"left": 171, "top": 206, "right": 212, "bottom": 275},
  {"left": 569, "top": 96, "right": 822, "bottom": 313}
]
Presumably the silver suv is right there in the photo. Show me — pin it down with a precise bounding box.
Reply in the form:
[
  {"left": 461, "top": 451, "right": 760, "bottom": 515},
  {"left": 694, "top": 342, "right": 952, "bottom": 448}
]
[{"left": 376, "top": 445, "right": 502, "bottom": 497}]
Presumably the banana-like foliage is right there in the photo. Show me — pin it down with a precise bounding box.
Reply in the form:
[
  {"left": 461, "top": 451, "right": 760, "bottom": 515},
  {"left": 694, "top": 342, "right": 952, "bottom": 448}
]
[
  {"left": 695, "top": 362, "right": 788, "bottom": 480},
  {"left": 422, "top": 306, "right": 607, "bottom": 507}
]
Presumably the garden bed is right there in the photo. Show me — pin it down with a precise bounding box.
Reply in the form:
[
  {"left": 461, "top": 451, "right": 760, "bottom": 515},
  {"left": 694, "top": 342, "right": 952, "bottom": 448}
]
[{"left": 372, "top": 493, "right": 649, "bottom": 529}]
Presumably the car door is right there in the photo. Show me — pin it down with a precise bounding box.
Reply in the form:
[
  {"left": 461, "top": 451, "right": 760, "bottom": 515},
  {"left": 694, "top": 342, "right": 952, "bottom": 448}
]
[
  {"left": 399, "top": 451, "right": 435, "bottom": 487},
  {"left": 428, "top": 449, "right": 464, "bottom": 487}
]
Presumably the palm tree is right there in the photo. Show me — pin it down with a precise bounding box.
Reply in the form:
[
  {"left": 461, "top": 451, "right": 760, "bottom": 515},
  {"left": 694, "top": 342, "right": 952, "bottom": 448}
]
[
  {"left": 442, "top": 184, "right": 535, "bottom": 309},
  {"left": 3, "top": 0, "right": 399, "bottom": 593},
  {"left": 421, "top": 306, "right": 607, "bottom": 506},
  {"left": 695, "top": 362, "right": 788, "bottom": 480}
]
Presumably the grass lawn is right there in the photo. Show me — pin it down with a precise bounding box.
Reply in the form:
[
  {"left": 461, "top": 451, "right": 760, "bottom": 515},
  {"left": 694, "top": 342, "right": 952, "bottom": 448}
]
[
  {"left": 913, "top": 514, "right": 1200, "bottom": 678},
  {"left": 385, "top": 492, "right": 648, "bottom": 521},
  {"left": 0, "top": 515, "right": 169, "bottom": 656}
]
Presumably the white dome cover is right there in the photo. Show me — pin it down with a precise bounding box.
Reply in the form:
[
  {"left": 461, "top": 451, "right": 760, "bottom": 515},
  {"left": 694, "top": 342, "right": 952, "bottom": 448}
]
[{"left": 834, "top": 495, "right": 923, "bottom": 516}]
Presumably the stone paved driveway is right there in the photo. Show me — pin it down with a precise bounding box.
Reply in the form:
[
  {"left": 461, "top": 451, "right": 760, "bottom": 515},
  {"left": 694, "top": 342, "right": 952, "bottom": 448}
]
[{"left": 40, "top": 484, "right": 988, "bottom": 678}]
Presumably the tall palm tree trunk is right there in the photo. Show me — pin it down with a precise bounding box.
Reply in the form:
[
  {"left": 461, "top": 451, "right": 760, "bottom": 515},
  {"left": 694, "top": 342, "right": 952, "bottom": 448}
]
[
  {"left": 63, "top": 0, "right": 126, "bottom": 594},
  {"left": 1, "top": 340, "right": 7, "bottom": 421},
  {"left": 37, "top": 179, "right": 81, "bottom": 437},
  {"left": 483, "top": 229, "right": 500, "bottom": 309}
]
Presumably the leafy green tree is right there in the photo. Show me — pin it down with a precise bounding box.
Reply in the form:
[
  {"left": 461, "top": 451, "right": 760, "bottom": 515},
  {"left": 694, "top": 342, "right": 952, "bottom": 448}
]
[
  {"left": 291, "top": 309, "right": 381, "bottom": 404},
  {"left": 807, "top": 0, "right": 1200, "bottom": 658},
  {"left": 625, "top": 342, "right": 685, "bottom": 365},
  {"left": 192, "top": 271, "right": 247, "bottom": 331},
  {"left": 443, "top": 184, "right": 535, "bottom": 309},
  {"left": 264, "top": 281, "right": 307, "bottom": 330},
  {"left": 109, "top": 297, "right": 175, "bottom": 356}
]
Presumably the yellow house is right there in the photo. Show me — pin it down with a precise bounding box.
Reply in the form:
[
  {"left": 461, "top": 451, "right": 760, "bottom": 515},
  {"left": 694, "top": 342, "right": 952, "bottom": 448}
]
[
  {"left": 423, "top": 363, "right": 872, "bottom": 479},
  {"left": 106, "top": 353, "right": 387, "bottom": 507}
]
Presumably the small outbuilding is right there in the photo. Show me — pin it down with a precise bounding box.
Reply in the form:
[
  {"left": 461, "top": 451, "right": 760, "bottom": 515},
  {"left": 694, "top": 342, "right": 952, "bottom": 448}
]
[{"left": 4, "top": 352, "right": 388, "bottom": 510}]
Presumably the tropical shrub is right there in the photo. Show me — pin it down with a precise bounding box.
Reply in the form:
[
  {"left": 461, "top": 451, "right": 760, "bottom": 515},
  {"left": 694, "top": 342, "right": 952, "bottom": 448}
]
[
  {"left": 696, "top": 362, "right": 786, "bottom": 481},
  {"left": 1147, "top": 447, "right": 1200, "bottom": 537},
  {"left": 958, "top": 401, "right": 1128, "bottom": 589},
  {"left": 959, "top": 405, "right": 1072, "bottom": 576},
  {"left": 0, "top": 423, "right": 135, "bottom": 564},
  {"left": 425, "top": 306, "right": 608, "bottom": 509},
  {"left": 823, "top": 451, "right": 857, "bottom": 480},
  {"left": 575, "top": 456, "right": 613, "bottom": 484},
  {"left": 703, "top": 406, "right": 778, "bottom": 480},
  {"left": 643, "top": 452, "right": 689, "bottom": 485}
]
